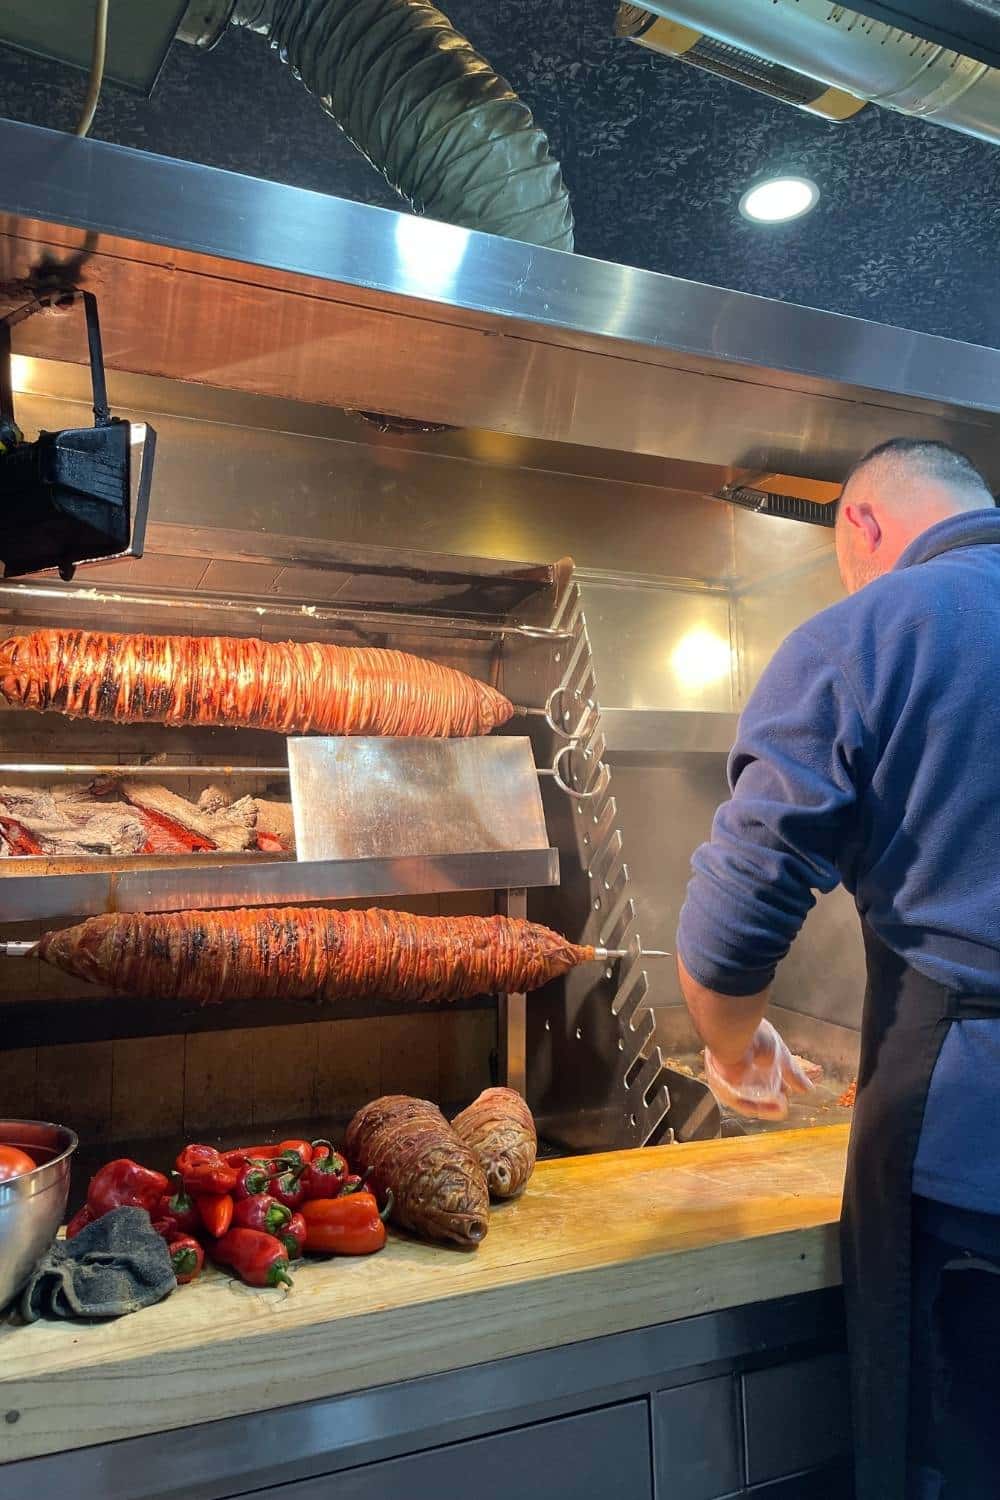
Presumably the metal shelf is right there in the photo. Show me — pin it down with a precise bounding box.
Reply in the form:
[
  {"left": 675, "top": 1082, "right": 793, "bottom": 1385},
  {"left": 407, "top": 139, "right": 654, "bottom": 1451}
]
[
  {"left": 1, "top": 991, "right": 497, "bottom": 1052},
  {"left": 601, "top": 709, "right": 738, "bottom": 760},
  {"left": 0, "top": 848, "right": 560, "bottom": 925}
]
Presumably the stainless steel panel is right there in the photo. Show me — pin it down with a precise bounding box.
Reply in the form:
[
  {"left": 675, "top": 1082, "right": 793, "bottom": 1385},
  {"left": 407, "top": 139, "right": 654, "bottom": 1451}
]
[
  {"left": 3, "top": 122, "right": 1000, "bottom": 477},
  {"left": 732, "top": 508, "right": 838, "bottom": 596},
  {"left": 12, "top": 389, "right": 737, "bottom": 584},
  {"left": 772, "top": 887, "right": 866, "bottom": 1032},
  {"left": 602, "top": 709, "right": 739, "bottom": 757},
  {"left": 766, "top": 1005, "right": 861, "bottom": 1079},
  {"left": 581, "top": 581, "right": 736, "bottom": 713},
  {"left": 737, "top": 552, "right": 846, "bottom": 699},
  {"left": 244, "top": 1402, "right": 654, "bottom": 1500},
  {"left": 653, "top": 1377, "right": 743, "bottom": 1499},
  {"left": 743, "top": 1353, "right": 852, "bottom": 1484},
  {"left": 12, "top": 353, "right": 751, "bottom": 496},
  {"left": 288, "top": 737, "right": 549, "bottom": 861},
  {"left": 604, "top": 761, "right": 729, "bottom": 963},
  {"left": 0, "top": 849, "right": 560, "bottom": 924}
]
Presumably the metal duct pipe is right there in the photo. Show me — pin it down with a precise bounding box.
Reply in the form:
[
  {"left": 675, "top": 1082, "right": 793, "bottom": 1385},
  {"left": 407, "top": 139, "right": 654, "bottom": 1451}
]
[
  {"left": 227, "top": 0, "right": 574, "bottom": 249},
  {"left": 646, "top": 0, "right": 1000, "bottom": 144}
]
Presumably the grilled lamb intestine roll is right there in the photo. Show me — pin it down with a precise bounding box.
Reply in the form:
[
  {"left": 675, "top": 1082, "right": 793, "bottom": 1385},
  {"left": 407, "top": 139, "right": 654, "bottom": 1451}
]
[
  {"left": 35, "top": 907, "right": 595, "bottom": 1005},
  {"left": 345, "top": 1095, "right": 490, "bottom": 1248},
  {"left": 451, "top": 1087, "right": 537, "bottom": 1199},
  {"left": 0, "top": 629, "right": 513, "bottom": 738}
]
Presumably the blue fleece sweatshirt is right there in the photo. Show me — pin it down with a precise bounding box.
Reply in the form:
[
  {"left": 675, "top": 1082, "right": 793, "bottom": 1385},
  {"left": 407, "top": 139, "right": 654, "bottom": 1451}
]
[{"left": 677, "top": 509, "right": 1000, "bottom": 1212}]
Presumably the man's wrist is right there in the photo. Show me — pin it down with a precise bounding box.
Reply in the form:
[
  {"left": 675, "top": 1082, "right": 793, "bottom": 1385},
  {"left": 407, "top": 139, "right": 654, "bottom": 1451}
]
[{"left": 707, "top": 1039, "right": 754, "bottom": 1074}]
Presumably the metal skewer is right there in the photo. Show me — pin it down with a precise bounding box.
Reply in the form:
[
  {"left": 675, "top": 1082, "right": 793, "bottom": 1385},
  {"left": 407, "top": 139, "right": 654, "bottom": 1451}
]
[
  {"left": 593, "top": 947, "right": 673, "bottom": 961},
  {"left": 0, "top": 936, "right": 671, "bottom": 963}
]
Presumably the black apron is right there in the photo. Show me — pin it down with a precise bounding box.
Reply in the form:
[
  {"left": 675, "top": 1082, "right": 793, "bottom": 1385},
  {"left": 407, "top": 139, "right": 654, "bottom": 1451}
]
[
  {"left": 840, "top": 522, "right": 1000, "bottom": 1500},
  {"left": 841, "top": 924, "right": 1000, "bottom": 1499}
]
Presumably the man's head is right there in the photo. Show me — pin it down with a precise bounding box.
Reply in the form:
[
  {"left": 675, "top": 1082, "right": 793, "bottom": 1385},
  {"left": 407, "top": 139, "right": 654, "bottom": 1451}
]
[{"left": 836, "top": 438, "right": 995, "bottom": 593}]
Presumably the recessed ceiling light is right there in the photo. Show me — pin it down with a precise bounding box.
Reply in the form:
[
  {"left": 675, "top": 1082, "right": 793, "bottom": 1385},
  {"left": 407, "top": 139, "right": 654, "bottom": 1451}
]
[{"left": 739, "top": 176, "right": 819, "bottom": 224}]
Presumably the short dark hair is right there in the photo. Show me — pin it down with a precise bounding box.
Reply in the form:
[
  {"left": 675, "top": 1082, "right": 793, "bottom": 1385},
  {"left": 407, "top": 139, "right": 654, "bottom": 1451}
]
[{"left": 842, "top": 437, "right": 995, "bottom": 503}]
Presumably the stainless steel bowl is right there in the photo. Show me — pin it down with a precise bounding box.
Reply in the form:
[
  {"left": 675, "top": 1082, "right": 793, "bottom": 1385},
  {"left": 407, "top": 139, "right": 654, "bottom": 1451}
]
[{"left": 0, "top": 1120, "right": 78, "bottom": 1312}]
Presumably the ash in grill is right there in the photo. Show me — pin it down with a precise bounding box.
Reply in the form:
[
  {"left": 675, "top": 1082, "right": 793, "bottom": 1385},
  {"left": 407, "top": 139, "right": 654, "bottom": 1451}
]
[{"left": 0, "top": 780, "right": 294, "bottom": 860}]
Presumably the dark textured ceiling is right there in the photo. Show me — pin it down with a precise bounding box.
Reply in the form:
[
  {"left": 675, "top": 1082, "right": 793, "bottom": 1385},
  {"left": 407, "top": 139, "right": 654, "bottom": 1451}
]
[{"left": 0, "top": 0, "right": 998, "bottom": 346}]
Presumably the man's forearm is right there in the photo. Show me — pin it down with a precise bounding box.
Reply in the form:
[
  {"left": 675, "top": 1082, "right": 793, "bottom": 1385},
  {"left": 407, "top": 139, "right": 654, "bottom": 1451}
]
[{"left": 677, "top": 955, "right": 770, "bottom": 1065}]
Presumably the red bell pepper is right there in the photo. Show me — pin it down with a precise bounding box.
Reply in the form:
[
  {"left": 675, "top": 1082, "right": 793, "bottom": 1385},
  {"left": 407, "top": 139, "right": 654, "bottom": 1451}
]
[
  {"left": 270, "top": 1162, "right": 307, "bottom": 1212},
  {"left": 65, "top": 1203, "right": 95, "bottom": 1239},
  {"left": 275, "top": 1138, "right": 314, "bottom": 1170},
  {"left": 233, "top": 1162, "right": 274, "bottom": 1201},
  {"left": 221, "top": 1144, "right": 286, "bottom": 1168},
  {"left": 154, "top": 1173, "right": 200, "bottom": 1235},
  {"left": 87, "top": 1158, "right": 169, "bottom": 1217},
  {"left": 278, "top": 1212, "right": 306, "bottom": 1261},
  {"left": 196, "top": 1191, "right": 234, "bottom": 1239},
  {"left": 232, "top": 1194, "right": 291, "bottom": 1236},
  {"left": 337, "top": 1169, "right": 372, "bottom": 1197},
  {"left": 300, "top": 1190, "right": 391, "bottom": 1256},
  {"left": 168, "top": 1235, "right": 205, "bottom": 1285},
  {"left": 212, "top": 1228, "right": 293, "bottom": 1288},
  {"left": 176, "top": 1143, "right": 239, "bottom": 1197},
  {"left": 300, "top": 1141, "right": 348, "bottom": 1200}
]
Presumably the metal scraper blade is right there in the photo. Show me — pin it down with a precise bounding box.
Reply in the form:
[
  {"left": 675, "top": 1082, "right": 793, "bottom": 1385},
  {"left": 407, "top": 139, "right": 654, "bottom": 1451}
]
[{"left": 287, "top": 736, "right": 550, "bottom": 863}]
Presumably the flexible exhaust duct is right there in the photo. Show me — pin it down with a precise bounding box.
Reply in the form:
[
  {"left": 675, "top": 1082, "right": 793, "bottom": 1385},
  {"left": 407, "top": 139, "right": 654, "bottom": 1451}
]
[
  {"left": 227, "top": 0, "right": 574, "bottom": 250},
  {"left": 637, "top": 0, "right": 1000, "bottom": 144}
]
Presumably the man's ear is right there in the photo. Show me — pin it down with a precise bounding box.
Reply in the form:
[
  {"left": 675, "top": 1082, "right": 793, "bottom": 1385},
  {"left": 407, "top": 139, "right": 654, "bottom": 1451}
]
[{"left": 842, "top": 501, "right": 882, "bottom": 554}]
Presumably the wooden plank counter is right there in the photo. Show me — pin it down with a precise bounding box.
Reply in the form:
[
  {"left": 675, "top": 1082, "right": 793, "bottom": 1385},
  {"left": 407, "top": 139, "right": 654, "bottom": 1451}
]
[{"left": 0, "top": 1124, "right": 849, "bottom": 1466}]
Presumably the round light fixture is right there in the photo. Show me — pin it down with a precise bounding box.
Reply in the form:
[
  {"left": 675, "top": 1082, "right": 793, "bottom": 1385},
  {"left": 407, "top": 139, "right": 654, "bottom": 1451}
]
[{"left": 739, "top": 175, "right": 819, "bottom": 224}]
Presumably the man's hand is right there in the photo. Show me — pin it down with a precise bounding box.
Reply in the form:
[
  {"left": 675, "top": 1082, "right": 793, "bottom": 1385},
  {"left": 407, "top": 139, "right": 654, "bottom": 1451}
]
[{"left": 704, "top": 1020, "right": 813, "bottom": 1121}]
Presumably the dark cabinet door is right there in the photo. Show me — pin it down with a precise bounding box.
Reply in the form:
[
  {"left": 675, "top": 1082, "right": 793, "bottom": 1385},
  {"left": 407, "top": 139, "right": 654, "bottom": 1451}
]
[
  {"left": 248, "top": 1399, "right": 654, "bottom": 1500},
  {"left": 743, "top": 1353, "right": 851, "bottom": 1486},
  {"left": 653, "top": 1376, "right": 742, "bottom": 1499}
]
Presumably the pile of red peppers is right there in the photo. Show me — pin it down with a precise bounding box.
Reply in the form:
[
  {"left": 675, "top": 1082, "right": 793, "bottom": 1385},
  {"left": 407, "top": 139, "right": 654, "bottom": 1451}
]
[{"left": 67, "top": 1137, "right": 391, "bottom": 1291}]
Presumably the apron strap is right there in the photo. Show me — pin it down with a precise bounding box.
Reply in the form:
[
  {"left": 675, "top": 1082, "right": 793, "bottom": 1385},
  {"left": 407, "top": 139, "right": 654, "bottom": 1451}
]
[{"left": 948, "top": 994, "right": 1000, "bottom": 1020}]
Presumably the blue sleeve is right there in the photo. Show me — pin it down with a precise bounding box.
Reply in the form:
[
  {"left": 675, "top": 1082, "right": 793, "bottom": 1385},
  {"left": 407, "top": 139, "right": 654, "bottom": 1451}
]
[{"left": 676, "top": 627, "right": 870, "bottom": 996}]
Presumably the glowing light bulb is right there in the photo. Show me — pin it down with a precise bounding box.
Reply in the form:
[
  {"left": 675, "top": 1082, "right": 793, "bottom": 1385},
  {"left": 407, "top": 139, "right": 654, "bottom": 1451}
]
[
  {"left": 739, "top": 176, "right": 819, "bottom": 224},
  {"left": 9, "top": 355, "right": 32, "bottom": 391},
  {"left": 670, "top": 628, "right": 733, "bottom": 694}
]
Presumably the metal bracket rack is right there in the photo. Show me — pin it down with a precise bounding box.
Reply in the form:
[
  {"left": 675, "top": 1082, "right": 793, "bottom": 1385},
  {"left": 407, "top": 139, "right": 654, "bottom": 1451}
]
[{"left": 501, "top": 575, "right": 721, "bottom": 1153}]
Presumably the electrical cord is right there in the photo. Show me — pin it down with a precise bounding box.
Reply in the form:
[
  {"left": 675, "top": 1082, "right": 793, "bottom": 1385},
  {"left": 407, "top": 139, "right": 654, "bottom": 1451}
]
[{"left": 74, "top": 0, "right": 110, "bottom": 137}]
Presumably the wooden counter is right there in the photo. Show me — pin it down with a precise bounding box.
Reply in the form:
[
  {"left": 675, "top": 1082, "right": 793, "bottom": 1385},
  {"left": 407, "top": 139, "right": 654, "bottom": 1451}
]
[{"left": 0, "top": 1124, "right": 849, "bottom": 1466}]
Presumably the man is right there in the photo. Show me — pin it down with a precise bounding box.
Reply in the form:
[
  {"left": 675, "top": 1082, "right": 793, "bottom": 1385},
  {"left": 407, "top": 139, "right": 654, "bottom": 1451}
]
[{"left": 676, "top": 438, "right": 1000, "bottom": 1500}]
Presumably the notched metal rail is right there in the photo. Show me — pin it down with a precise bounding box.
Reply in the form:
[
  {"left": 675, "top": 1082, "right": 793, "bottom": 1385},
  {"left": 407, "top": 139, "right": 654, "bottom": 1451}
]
[{"left": 545, "top": 578, "right": 685, "bottom": 1148}]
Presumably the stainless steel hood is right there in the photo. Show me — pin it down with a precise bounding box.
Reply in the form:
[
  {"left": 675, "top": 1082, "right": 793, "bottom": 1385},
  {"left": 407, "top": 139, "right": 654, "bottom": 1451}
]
[{"left": 2, "top": 119, "right": 1000, "bottom": 484}]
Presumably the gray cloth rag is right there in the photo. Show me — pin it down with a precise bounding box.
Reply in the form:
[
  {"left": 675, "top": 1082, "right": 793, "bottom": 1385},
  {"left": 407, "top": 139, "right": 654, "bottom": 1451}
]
[{"left": 18, "top": 1205, "right": 176, "bottom": 1323}]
